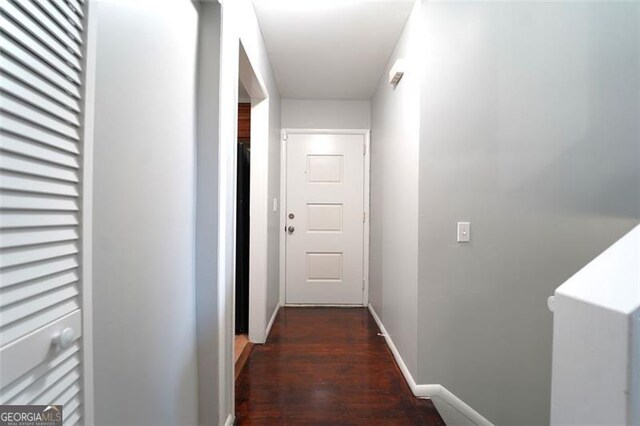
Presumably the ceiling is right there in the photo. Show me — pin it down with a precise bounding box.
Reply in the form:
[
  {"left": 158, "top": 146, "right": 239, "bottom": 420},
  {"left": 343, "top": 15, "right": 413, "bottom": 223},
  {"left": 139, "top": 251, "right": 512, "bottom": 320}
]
[{"left": 252, "top": 0, "right": 415, "bottom": 100}]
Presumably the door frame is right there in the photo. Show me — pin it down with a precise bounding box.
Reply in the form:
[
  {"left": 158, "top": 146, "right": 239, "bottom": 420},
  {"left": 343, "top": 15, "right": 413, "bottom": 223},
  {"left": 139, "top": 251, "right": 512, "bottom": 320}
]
[
  {"left": 81, "top": 3, "right": 97, "bottom": 423},
  {"left": 279, "top": 129, "right": 371, "bottom": 307},
  {"left": 218, "top": 40, "right": 270, "bottom": 425},
  {"left": 238, "top": 44, "right": 270, "bottom": 346},
  {"left": 217, "top": 31, "right": 272, "bottom": 423}
]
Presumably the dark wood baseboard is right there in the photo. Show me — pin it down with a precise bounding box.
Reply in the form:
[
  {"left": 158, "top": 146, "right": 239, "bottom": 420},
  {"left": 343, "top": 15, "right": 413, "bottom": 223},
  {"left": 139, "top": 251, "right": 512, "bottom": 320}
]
[{"left": 235, "top": 342, "right": 254, "bottom": 381}]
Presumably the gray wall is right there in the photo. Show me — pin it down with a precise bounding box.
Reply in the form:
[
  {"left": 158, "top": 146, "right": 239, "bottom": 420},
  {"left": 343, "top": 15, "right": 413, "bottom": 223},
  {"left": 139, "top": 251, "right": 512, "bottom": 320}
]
[
  {"left": 417, "top": 1, "right": 640, "bottom": 425},
  {"left": 195, "top": 2, "right": 220, "bottom": 424},
  {"left": 92, "top": 1, "right": 200, "bottom": 424},
  {"left": 370, "top": 1, "right": 421, "bottom": 378},
  {"left": 281, "top": 99, "right": 370, "bottom": 129}
]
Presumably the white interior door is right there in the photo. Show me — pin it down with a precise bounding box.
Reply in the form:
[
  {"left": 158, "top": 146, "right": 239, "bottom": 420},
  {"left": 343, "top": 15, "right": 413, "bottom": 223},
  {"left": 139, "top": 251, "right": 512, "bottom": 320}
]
[
  {"left": 0, "top": 0, "right": 89, "bottom": 423},
  {"left": 285, "top": 131, "right": 366, "bottom": 305}
]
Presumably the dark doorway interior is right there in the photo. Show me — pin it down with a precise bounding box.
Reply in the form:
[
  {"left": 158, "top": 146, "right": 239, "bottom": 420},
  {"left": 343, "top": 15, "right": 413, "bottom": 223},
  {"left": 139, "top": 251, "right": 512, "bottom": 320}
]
[{"left": 235, "top": 102, "right": 251, "bottom": 334}]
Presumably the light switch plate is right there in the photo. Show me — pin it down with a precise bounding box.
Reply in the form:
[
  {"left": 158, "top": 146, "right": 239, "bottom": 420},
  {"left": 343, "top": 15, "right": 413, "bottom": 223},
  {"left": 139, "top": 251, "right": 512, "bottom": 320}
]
[
  {"left": 457, "top": 222, "right": 470, "bottom": 243},
  {"left": 273, "top": 198, "right": 278, "bottom": 213}
]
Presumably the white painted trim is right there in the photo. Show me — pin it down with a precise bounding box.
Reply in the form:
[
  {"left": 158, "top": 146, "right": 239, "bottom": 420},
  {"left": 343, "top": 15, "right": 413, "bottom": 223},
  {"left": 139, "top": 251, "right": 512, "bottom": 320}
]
[
  {"left": 277, "top": 130, "right": 288, "bottom": 307},
  {"left": 367, "top": 304, "right": 493, "bottom": 426},
  {"left": 81, "top": 3, "right": 97, "bottom": 424},
  {"left": 243, "top": 42, "right": 270, "bottom": 345},
  {"left": 224, "top": 414, "right": 235, "bottom": 426},
  {"left": 264, "top": 304, "right": 280, "bottom": 342},
  {"left": 282, "top": 128, "right": 371, "bottom": 135},
  {"left": 367, "top": 304, "right": 418, "bottom": 391},
  {"left": 280, "top": 129, "right": 371, "bottom": 306},
  {"left": 363, "top": 130, "right": 370, "bottom": 307},
  {"left": 218, "top": 12, "right": 273, "bottom": 419},
  {"left": 217, "top": 6, "right": 240, "bottom": 421},
  {"left": 285, "top": 304, "right": 364, "bottom": 308},
  {"left": 429, "top": 386, "right": 494, "bottom": 426}
]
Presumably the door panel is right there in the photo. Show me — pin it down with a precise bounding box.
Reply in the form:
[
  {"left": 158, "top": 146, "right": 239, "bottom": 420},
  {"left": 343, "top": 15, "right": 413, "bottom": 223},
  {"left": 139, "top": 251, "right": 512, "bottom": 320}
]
[
  {"left": 0, "top": 0, "right": 88, "bottom": 423},
  {"left": 285, "top": 133, "right": 365, "bottom": 304}
]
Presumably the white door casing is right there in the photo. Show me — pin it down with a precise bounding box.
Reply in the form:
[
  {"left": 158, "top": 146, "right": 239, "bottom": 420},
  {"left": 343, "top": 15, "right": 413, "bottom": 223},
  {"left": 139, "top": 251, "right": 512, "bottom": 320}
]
[
  {"left": 0, "top": 0, "right": 92, "bottom": 423},
  {"left": 284, "top": 131, "right": 368, "bottom": 305}
]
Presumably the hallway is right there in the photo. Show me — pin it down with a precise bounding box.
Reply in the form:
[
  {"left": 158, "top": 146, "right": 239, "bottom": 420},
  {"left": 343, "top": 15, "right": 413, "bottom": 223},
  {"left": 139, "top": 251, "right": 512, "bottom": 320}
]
[
  {"left": 1, "top": 1, "right": 637, "bottom": 424},
  {"left": 235, "top": 308, "right": 445, "bottom": 424}
]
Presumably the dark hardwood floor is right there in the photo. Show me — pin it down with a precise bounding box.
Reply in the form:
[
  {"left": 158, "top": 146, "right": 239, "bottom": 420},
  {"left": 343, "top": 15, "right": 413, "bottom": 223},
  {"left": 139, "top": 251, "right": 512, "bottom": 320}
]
[{"left": 235, "top": 307, "right": 445, "bottom": 425}]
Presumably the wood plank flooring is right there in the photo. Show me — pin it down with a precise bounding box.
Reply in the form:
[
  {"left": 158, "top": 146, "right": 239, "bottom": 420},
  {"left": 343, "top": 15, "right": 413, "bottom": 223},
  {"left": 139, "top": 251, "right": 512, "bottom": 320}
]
[{"left": 235, "top": 307, "right": 445, "bottom": 425}]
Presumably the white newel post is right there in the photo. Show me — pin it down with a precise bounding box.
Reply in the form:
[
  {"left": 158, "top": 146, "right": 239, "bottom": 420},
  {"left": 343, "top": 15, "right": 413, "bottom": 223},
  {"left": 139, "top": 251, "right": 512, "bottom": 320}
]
[{"left": 550, "top": 225, "right": 640, "bottom": 425}]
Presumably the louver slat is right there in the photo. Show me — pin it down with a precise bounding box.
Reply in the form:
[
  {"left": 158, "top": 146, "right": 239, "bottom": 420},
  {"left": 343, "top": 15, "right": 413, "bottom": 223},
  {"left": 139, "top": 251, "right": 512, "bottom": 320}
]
[
  {"left": 0, "top": 268, "right": 78, "bottom": 302},
  {"left": 0, "top": 173, "right": 79, "bottom": 197},
  {"left": 0, "top": 74, "right": 80, "bottom": 125},
  {"left": 0, "top": 97, "right": 80, "bottom": 140},
  {"left": 49, "top": 0, "right": 83, "bottom": 30},
  {"left": 0, "top": 113, "right": 80, "bottom": 153},
  {"left": 10, "top": 0, "right": 82, "bottom": 56},
  {"left": 0, "top": 52, "right": 81, "bottom": 112},
  {"left": 0, "top": 15, "right": 81, "bottom": 84},
  {"left": 0, "top": 211, "right": 79, "bottom": 228},
  {"left": 0, "top": 255, "right": 79, "bottom": 289},
  {"left": 0, "top": 192, "right": 80, "bottom": 211},
  {"left": 0, "top": 133, "right": 79, "bottom": 169},
  {"left": 0, "top": 34, "right": 81, "bottom": 99},
  {"left": 0, "top": 151, "right": 79, "bottom": 181},
  {"left": 64, "top": 407, "right": 81, "bottom": 426},
  {"left": 0, "top": 227, "right": 79, "bottom": 249},
  {"left": 29, "top": 0, "right": 82, "bottom": 44},
  {"left": 0, "top": 1, "right": 82, "bottom": 68}
]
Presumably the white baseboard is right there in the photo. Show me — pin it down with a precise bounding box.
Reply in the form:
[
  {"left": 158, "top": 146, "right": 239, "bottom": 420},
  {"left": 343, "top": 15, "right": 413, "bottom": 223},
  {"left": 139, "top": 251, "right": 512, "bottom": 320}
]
[
  {"left": 284, "top": 304, "right": 365, "bottom": 307},
  {"left": 224, "top": 413, "right": 234, "bottom": 426},
  {"left": 367, "top": 304, "right": 493, "bottom": 426},
  {"left": 264, "top": 304, "right": 280, "bottom": 343},
  {"left": 367, "top": 303, "right": 419, "bottom": 391}
]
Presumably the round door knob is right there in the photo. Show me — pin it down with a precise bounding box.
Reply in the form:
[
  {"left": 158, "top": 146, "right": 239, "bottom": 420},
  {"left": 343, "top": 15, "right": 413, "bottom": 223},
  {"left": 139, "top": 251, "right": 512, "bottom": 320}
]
[
  {"left": 287, "top": 226, "right": 295, "bottom": 234},
  {"left": 53, "top": 327, "right": 75, "bottom": 349}
]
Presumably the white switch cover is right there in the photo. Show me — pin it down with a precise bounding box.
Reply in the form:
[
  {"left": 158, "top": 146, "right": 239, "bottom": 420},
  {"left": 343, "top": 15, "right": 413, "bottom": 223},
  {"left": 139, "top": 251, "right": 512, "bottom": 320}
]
[
  {"left": 273, "top": 198, "right": 278, "bottom": 213},
  {"left": 457, "top": 222, "right": 470, "bottom": 243}
]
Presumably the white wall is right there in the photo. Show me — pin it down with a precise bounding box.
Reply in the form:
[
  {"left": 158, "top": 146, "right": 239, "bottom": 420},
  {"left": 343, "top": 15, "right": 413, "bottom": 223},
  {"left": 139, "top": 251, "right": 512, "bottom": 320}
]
[
  {"left": 218, "top": 0, "right": 281, "bottom": 422},
  {"left": 91, "top": 1, "right": 199, "bottom": 424},
  {"left": 369, "top": 1, "right": 421, "bottom": 379},
  {"left": 417, "top": 1, "right": 639, "bottom": 425},
  {"left": 281, "top": 99, "right": 370, "bottom": 129},
  {"left": 194, "top": 2, "right": 221, "bottom": 424}
]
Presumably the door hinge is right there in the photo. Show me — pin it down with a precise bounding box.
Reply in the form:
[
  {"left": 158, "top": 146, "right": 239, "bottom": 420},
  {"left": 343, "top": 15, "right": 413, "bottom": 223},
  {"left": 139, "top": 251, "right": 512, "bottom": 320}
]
[
  {"left": 282, "top": 131, "right": 288, "bottom": 141},
  {"left": 363, "top": 212, "right": 366, "bottom": 223},
  {"left": 362, "top": 279, "right": 365, "bottom": 290}
]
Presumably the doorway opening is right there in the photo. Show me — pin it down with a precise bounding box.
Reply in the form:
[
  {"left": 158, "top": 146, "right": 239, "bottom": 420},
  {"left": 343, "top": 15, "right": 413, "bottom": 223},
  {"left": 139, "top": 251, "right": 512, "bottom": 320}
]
[
  {"left": 229, "top": 42, "right": 269, "bottom": 397},
  {"left": 234, "top": 81, "right": 252, "bottom": 373}
]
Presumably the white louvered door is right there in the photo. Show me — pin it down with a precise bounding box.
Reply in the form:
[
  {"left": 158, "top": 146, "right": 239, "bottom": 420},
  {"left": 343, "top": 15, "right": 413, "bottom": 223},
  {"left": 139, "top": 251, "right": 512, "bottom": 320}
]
[{"left": 0, "top": 0, "right": 89, "bottom": 424}]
